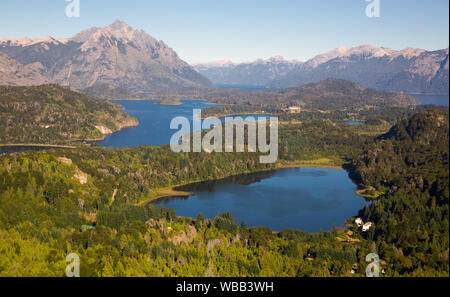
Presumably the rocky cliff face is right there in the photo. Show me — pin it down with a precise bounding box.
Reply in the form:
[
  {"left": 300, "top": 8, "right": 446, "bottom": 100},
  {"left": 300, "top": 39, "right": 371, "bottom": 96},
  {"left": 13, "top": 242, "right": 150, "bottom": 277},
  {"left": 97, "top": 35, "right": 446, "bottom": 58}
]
[
  {"left": 0, "top": 20, "right": 212, "bottom": 93},
  {"left": 0, "top": 52, "right": 49, "bottom": 86}
]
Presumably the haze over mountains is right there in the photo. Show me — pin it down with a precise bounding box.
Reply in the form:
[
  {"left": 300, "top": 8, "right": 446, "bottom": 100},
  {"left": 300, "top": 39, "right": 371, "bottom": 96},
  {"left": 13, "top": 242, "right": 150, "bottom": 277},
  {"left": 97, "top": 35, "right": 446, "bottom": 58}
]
[
  {"left": 0, "top": 20, "right": 213, "bottom": 93},
  {"left": 195, "top": 45, "right": 449, "bottom": 94}
]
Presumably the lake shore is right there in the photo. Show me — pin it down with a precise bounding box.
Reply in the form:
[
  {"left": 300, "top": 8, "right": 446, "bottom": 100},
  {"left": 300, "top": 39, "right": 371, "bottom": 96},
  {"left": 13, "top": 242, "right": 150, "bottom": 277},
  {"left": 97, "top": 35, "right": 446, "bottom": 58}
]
[
  {"left": 0, "top": 144, "right": 76, "bottom": 148},
  {"left": 354, "top": 186, "right": 382, "bottom": 200},
  {"left": 138, "top": 160, "right": 346, "bottom": 205},
  {"left": 146, "top": 165, "right": 367, "bottom": 232}
]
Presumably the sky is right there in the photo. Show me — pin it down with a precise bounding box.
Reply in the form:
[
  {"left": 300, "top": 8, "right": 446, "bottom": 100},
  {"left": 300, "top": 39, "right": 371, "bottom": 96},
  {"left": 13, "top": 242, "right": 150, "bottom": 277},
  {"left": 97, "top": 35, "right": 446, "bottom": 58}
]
[{"left": 0, "top": 0, "right": 448, "bottom": 64}]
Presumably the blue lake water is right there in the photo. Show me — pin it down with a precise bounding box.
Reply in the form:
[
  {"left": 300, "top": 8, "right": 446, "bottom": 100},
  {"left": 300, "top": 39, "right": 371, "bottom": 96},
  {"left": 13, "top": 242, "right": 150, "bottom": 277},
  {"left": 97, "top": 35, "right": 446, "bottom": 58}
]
[
  {"left": 100, "top": 100, "right": 218, "bottom": 147},
  {"left": 100, "top": 100, "right": 272, "bottom": 147},
  {"left": 100, "top": 99, "right": 368, "bottom": 232},
  {"left": 345, "top": 121, "right": 362, "bottom": 126},
  {"left": 410, "top": 94, "right": 449, "bottom": 106},
  {"left": 154, "top": 168, "right": 367, "bottom": 232},
  {"left": 100, "top": 94, "right": 448, "bottom": 148}
]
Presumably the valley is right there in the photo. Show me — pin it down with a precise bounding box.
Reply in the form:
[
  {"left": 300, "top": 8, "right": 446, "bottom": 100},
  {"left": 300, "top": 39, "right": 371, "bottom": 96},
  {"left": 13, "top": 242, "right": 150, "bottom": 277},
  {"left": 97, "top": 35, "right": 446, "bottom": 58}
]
[
  {"left": 0, "top": 105, "right": 447, "bottom": 276},
  {"left": 0, "top": 12, "right": 448, "bottom": 279}
]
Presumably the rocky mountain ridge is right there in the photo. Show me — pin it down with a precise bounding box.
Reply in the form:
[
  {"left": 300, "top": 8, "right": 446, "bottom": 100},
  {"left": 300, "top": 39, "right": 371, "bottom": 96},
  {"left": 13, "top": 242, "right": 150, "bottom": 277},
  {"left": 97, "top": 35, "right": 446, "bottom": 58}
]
[
  {"left": 195, "top": 45, "right": 449, "bottom": 94},
  {"left": 0, "top": 20, "right": 213, "bottom": 93}
]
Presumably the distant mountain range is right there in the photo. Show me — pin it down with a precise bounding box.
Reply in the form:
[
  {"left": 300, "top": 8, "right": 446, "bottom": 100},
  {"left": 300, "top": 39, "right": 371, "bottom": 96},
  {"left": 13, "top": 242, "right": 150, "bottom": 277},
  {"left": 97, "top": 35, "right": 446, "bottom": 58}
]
[
  {"left": 193, "top": 56, "right": 301, "bottom": 87},
  {"left": 2, "top": 24, "right": 447, "bottom": 96},
  {"left": 0, "top": 20, "right": 213, "bottom": 93},
  {"left": 194, "top": 45, "right": 449, "bottom": 94}
]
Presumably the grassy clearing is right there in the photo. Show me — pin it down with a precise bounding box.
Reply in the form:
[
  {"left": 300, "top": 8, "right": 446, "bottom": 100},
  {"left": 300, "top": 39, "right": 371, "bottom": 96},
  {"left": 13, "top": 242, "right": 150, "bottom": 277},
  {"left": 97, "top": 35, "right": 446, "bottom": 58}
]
[
  {"left": 355, "top": 186, "right": 383, "bottom": 199},
  {"left": 278, "top": 158, "right": 344, "bottom": 169},
  {"left": 138, "top": 186, "right": 195, "bottom": 206}
]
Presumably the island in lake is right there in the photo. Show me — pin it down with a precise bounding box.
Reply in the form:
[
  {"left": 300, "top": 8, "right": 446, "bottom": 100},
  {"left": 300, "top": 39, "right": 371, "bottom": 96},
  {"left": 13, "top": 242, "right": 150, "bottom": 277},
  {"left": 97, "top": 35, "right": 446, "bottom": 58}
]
[{"left": 155, "top": 98, "right": 182, "bottom": 106}]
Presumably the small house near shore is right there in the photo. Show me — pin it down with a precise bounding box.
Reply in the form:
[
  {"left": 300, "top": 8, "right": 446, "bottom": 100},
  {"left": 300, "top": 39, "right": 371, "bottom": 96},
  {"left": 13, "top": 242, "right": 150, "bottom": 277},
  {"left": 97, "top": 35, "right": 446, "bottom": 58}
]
[
  {"left": 362, "top": 222, "right": 373, "bottom": 232},
  {"left": 355, "top": 218, "right": 363, "bottom": 227}
]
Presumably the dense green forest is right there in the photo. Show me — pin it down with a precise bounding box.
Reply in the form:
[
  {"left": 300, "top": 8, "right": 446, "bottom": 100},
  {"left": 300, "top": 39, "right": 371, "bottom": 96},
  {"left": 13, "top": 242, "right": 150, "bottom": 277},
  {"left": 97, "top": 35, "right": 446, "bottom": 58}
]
[
  {"left": 0, "top": 85, "right": 138, "bottom": 144},
  {"left": 186, "top": 79, "right": 431, "bottom": 130},
  {"left": 202, "top": 104, "right": 432, "bottom": 126},
  {"left": 0, "top": 108, "right": 448, "bottom": 276},
  {"left": 0, "top": 149, "right": 370, "bottom": 277},
  {"left": 351, "top": 109, "right": 449, "bottom": 275}
]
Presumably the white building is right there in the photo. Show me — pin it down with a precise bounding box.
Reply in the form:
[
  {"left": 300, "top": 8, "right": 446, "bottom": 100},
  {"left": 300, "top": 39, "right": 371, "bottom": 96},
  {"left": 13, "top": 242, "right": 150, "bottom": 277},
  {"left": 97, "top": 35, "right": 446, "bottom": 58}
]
[
  {"left": 355, "top": 218, "right": 363, "bottom": 227},
  {"left": 362, "top": 222, "right": 373, "bottom": 232}
]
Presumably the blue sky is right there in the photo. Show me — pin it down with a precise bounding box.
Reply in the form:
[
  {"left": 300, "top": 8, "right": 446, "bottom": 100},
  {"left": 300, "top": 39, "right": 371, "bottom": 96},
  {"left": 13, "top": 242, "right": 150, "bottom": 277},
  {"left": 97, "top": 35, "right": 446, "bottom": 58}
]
[{"left": 0, "top": 0, "right": 448, "bottom": 63}]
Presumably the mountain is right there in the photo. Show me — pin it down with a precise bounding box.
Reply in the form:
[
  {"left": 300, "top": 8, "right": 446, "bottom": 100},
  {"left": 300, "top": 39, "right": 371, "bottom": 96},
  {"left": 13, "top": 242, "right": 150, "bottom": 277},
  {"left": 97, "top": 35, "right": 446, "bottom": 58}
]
[
  {"left": 0, "top": 51, "right": 49, "bottom": 86},
  {"left": 352, "top": 107, "right": 449, "bottom": 194},
  {"left": 193, "top": 56, "right": 301, "bottom": 87},
  {"left": 195, "top": 45, "right": 449, "bottom": 94},
  {"left": 350, "top": 108, "right": 449, "bottom": 275},
  {"left": 159, "top": 78, "right": 420, "bottom": 110},
  {"left": 0, "top": 84, "right": 138, "bottom": 144},
  {"left": 277, "top": 78, "right": 420, "bottom": 109},
  {"left": 0, "top": 20, "right": 213, "bottom": 93},
  {"left": 270, "top": 45, "right": 449, "bottom": 94}
]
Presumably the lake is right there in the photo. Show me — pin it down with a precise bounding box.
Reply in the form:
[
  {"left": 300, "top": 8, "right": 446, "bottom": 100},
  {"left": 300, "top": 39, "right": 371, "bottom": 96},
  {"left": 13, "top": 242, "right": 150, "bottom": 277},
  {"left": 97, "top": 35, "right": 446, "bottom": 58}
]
[
  {"left": 100, "top": 94, "right": 449, "bottom": 148},
  {"left": 100, "top": 100, "right": 218, "bottom": 147},
  {"left": 100, "top": 100, "right": 272, "bottom": 147},
  {"left": 154, "top": 167, "right": 367, "bottom": 232},
  {"left": 99, "top": 99, "right": 368, "bottom": 232},
  {"left": 345, "top": 121, "right": 362, "bottom": 126},
  {"left": 409, "top": 94, "right": 449, "bottom": 106}
]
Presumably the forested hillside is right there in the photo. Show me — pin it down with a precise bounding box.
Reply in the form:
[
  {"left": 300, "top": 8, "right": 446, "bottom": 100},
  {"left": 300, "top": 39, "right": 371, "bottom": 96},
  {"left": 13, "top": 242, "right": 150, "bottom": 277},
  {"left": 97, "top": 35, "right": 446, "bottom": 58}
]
[
  {"left": 0, "top": 139, "right": 358, "bottom": 277},
  {"left": 351, "top": 109, "right": 449, "bottom": 275},
  {"left": 155, "top": 78, "right": 419, "bottom": 110},
  {"left": 0, "top": 109, "right": 447, "bottom": 276},
  {"left": 0, "top": 85, "right": 138, "bottom": 144}
]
